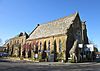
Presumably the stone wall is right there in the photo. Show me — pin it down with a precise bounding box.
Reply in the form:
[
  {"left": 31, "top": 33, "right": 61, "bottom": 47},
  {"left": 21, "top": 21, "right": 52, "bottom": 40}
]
[
  {"left": 4, "top": 34, "right": 27, "bottom": 57},
  {"left": 25, "top": 34, "right": 67, "bottom": 61}
]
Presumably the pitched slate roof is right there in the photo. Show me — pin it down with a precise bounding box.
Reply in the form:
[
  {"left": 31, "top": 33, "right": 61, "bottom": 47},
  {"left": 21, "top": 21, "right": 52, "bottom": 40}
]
[{"left": 28, "top": 12, "right": 78, "bottom": 40}]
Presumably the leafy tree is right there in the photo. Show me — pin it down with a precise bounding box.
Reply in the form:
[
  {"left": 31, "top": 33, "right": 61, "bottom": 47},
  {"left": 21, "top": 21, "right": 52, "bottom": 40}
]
[{"left": 94, "top": 47, "right": 98, "bottom": 52}]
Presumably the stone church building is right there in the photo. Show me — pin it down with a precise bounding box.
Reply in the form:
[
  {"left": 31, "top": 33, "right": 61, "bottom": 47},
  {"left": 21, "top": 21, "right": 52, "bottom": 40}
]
[
  {"left": 23, "top": 12, "right": 88, "bottom": 62},
  {"left": 4, "top": 12, "right": 89, "bottom": 62}
]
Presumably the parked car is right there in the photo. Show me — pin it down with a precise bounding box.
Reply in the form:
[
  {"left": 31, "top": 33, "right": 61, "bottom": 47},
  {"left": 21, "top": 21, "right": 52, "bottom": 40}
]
[{"left": 0, "top": 52, "right": 9, "bottom": 57}]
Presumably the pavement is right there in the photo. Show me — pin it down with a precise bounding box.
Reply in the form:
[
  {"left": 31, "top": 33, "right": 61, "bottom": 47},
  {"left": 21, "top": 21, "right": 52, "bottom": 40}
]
[
  {"left": 0, "top": 57, "right": 36, "bottom": 63},
  {"left": 0, "top": 57, "right": 99, "bottom": 64}
]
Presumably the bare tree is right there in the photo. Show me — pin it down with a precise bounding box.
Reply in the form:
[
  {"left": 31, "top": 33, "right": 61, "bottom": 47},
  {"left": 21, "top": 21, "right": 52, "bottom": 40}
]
[{"left": 89, "top": 39, "right": 98, "bottom": 52}]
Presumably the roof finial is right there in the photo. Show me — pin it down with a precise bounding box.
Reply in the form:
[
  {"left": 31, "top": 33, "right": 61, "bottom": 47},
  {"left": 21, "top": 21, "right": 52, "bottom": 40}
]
[
  {"left": 75, "top": 11, "right": 79, "bottom": 16},
  {"left": 82, "top": 21, "right": 86, "bottom": 24}
]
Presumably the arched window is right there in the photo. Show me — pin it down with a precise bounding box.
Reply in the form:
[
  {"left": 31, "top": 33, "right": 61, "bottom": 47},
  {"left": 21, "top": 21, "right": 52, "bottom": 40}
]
[
  {"left": 7, "top": 43, "right": 10, "bottom": 53},
  {"left": 42, "top": 41, "right": 47, "bottom": 59},
  {"left": 28, "top": 43, "right": 31, "bottom": 58},
  {"left": 40, "top": 42, "right": 42, "bottom": 52},
  {"left": 35, "top": 41, "right": 38, "bottom": 53},
  {"left": 10, "top": 41, "right": 12, "bottom": 45},
  {"left": 43, "top": 41, "right": 46, "bottom": 51},
  {"left": 22, "top": 39, "right": 23, "bottom": 43},
  {"left": 29, "top": 43, "right": 32, "bottom": 50},
  {"left": 54, "top": 40, "right": 57, "bottom": 62},
  {"left": 17, "top": 40, "right": 19, "bottom": 44},
  {"left": 59, "top": 39, "right": 62, "bottom": 52},
  {"left": 15, "top": 40, "right": 16, "bottom": 44},
  {"left": 48, "top": 40, "right": 50, "bottom": 51},
  {"left": 48, "top": 40, "right": 50, "bottom": 57}
]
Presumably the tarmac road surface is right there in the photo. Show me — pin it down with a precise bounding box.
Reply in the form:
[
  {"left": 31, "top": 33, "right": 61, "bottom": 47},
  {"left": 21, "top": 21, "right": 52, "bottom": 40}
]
[{"left": 0, "top": 62, "right": 100, "bottom": 71}]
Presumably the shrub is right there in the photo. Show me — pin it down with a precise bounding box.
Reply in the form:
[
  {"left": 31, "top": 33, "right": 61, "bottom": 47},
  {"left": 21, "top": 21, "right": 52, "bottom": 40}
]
[{"left": 20, "top": 57, "right": 24, "bottom": 60}]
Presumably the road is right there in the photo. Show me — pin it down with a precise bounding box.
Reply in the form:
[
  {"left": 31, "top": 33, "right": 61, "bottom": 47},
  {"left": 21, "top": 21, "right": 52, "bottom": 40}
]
[{"left": 0, "top": 62, "right": 100, "bottom": 71}]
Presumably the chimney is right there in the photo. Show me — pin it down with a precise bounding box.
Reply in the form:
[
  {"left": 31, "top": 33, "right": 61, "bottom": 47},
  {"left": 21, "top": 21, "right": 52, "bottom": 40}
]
[{"left": 37, "top": 24, "right": 40, "bottom": 26}]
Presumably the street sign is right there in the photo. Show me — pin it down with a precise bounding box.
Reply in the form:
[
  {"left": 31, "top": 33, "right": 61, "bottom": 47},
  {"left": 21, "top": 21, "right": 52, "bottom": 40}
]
[
  {"left": 78, "top": 44, "right": 83, "bottom": 48},
  {"left": 86, "top": 44, "right": 94, "bottom": 51},
  {"left": 44, "top": 50, "right": 50, "bottom": 52}
]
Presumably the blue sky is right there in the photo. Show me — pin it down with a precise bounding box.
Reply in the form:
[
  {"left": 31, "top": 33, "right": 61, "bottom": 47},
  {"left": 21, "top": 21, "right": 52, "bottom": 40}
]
[{"left": 0, "top": 0, "right": 100, "bottom": 50}]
